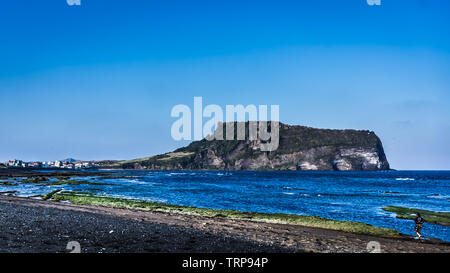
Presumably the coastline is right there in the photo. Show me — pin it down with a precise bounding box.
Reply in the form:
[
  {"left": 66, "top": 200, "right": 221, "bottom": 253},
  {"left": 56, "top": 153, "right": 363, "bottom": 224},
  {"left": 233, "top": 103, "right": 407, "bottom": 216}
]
[
  {"left": 0, "top": 194, "right": 449, "bottom": 253},
  {"left": 2, "top": 168, "right": 450, "bottom": 250},
  {"left": 50, "top": 191, "right": 401, "bottom": 238}
]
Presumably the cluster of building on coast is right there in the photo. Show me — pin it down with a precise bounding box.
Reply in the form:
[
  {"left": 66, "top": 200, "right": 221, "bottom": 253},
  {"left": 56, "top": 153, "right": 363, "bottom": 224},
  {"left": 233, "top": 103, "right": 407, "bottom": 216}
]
[{"left": 1, "top": 159, "right": 98, "bottom": 169}]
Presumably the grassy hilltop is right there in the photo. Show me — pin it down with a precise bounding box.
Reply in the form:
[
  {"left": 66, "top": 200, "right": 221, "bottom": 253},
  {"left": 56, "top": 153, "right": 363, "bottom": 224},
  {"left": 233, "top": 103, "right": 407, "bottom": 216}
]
[{"left": 117, "top": 122, "right": 390, "bottom": 171}]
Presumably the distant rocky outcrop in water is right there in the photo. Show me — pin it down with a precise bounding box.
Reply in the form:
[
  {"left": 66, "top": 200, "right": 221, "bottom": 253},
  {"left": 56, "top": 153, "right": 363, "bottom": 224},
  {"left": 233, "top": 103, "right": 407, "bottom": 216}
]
[{"left": 118, "top": 122, "right": 390, "bottom": 171}]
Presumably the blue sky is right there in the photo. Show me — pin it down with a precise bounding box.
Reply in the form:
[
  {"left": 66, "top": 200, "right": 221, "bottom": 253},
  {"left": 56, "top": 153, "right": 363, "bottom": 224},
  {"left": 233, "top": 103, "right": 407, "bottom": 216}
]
[{"left": 0, "top": 0, "right": 449, "bottom": 169}]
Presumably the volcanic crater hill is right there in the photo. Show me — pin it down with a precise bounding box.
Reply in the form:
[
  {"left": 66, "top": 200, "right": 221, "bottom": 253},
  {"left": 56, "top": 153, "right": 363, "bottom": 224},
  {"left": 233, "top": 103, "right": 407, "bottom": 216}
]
[{"left": 118, "top": 122, "right": 390, "bottom": 171}]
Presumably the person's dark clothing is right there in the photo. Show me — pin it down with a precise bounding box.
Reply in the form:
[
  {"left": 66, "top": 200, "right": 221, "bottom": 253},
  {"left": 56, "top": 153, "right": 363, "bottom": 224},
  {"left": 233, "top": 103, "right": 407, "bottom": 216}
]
[{"left": 414, "top": 216, "right": 425, "bottom": 234}]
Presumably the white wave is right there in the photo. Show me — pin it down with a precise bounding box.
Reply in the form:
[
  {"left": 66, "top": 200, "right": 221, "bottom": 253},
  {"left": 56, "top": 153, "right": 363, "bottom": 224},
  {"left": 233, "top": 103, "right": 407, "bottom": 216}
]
[
  {"left": 128, "top": 180, "right": 148, "bottom": 185},
  {"left": 330, "top": 202, "right": 352, "bottom": 206},
  {"left": 216, "top": 172, "right": 233, "bottom": 176},
  {"left": 395, "top": 178, "right": 415, "bottom": 181},
  {"left": 282, "top": 192, "right": 295, "bottom": 195},
  {"left": 166, "top": 172, "right": 188, "bottom": 176},
  {"left": 427, "top": 194, "right": 450, "bottom": 200},
  {"left": 127, "top": 179, "right": 139, "bottom": 182}
]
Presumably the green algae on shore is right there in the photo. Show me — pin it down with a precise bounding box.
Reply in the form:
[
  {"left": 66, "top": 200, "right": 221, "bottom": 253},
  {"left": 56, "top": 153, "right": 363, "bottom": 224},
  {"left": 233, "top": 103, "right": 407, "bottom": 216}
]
[
  {"left": 0, "top": 190, "right": 18, "bottom": 195},
  {"left": 20, "top": 177, "right": 49, "bottom": 183},
  {"left": 0, "top": 180, "right": 17, "bottom": 186},
  {"left": 41, "top": 189, "right": 62, "bottom": 200},
  {"left": 50, "top": 191, "right": 401, "bottom": 238},
  {"left": 382, "top": 206, "right": 450, "bottom": 226},
  {"left": 46, "top": 180, "right": 114, "bottom": 186},
  {"left": 17, "top": 177, "right": 114, "bottom": 186}
]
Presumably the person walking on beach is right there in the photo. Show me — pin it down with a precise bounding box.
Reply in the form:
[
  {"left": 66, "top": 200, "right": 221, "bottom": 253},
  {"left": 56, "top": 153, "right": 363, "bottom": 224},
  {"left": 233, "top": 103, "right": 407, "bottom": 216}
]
[{"left": 414, "top": 213, "right": 425, "bottom": 239}]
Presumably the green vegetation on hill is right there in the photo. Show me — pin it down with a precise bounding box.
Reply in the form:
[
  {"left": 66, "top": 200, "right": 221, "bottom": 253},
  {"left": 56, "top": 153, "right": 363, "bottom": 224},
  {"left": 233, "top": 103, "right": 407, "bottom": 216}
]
[{"left": 117, "top": 122, "right": 390, "bottom": 171}]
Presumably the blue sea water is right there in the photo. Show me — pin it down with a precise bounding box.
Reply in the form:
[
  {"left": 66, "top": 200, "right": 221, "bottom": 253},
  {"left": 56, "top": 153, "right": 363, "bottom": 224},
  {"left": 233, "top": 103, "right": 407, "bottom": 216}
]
[{"left": 2, "top": 170, "right": 449, "bottom": 242}]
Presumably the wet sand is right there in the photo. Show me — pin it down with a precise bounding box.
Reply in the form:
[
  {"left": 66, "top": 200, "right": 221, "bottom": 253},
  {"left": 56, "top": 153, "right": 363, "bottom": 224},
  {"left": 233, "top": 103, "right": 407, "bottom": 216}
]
[{"left": 0, "top": 195, "right": 449, "bottom": 253}]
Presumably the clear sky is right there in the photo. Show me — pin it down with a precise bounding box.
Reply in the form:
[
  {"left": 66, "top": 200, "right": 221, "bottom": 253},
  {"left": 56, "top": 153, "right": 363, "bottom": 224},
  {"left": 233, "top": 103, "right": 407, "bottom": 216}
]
[{"left": 0, "top": 0, "right": 449, "bottom": 170}]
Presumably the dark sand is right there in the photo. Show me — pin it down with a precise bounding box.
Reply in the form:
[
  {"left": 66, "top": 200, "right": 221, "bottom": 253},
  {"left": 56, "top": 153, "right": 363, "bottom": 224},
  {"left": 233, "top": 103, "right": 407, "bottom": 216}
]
[{"left": 0, "top": 195, "right": 449, "bottom": 253}]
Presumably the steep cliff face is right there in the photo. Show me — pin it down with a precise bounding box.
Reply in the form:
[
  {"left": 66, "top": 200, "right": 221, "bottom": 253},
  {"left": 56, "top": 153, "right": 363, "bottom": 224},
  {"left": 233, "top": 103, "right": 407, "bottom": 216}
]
[{"left": 120, "top": 123, "right": 390, "bottom": 171}]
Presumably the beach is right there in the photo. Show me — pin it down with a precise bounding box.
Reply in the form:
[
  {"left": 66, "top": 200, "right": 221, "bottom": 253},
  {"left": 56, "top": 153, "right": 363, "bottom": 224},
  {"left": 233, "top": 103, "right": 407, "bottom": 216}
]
[
  {"left": 1, "top": 195, "right": 448, "bottom": 253},
  {"left": 2, "top": 169, "right": 450, "bottom": 241}
]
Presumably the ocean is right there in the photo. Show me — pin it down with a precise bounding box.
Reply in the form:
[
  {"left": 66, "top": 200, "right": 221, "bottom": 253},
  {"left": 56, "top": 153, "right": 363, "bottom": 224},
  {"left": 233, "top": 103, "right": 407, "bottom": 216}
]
[{"left": 2, "top": 170, "right": 449, "bottom": 242}]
